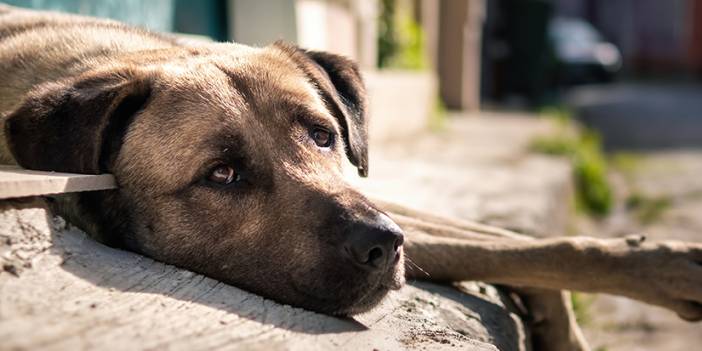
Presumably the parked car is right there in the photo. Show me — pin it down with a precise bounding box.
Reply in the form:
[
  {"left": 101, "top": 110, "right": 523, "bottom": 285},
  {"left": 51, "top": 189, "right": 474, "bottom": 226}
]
[{"left": 549, "top": 17, "right": 622, "bottom": 85}]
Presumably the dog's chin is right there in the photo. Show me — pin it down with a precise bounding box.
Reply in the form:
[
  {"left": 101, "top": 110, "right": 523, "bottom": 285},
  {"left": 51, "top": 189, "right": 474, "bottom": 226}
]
[
  {"left": 334, "top": 277, "right": 405, "bottom": 316},
  {"left": 292, "top": 255, "right": 406, "bottom": 316}
]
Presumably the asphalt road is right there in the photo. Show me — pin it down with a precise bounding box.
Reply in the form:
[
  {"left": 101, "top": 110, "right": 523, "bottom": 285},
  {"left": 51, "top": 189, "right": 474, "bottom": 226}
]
[{"left": 566, "top": 83, "right": 702, "bottom": 150}]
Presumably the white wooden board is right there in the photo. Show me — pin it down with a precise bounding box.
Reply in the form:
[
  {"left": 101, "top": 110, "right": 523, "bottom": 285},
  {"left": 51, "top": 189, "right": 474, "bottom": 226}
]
[{"left": 0, "top": 166, "right": 117, "bottom": 199}]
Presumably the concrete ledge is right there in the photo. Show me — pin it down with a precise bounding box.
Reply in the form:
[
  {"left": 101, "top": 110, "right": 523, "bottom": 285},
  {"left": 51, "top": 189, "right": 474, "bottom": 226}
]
[
  {"left": 0, "top": 198, "right": 528, "bottom": 350},
  {"left": 364, "top": 70, "right": 437, "bottom": 143}
]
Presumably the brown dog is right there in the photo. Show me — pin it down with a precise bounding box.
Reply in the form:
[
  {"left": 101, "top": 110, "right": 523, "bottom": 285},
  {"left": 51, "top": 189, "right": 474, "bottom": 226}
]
[{"left": 1, "top": 6, "right": 701, "bottom": 351}]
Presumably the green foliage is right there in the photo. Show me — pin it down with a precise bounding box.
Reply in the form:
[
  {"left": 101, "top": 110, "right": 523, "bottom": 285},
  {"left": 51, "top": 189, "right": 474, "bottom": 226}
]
[
  {"left": 428, "top": 95, "right": 447, "bottom": 132},
  {"left": 573, "top": 132, "right": 613, "bottom": 216},
  {"left": 530, "top": 109, "right": 613, "bottom": 217},
  {"left": 377, "top": 0, "right": 397, "bottom": 68},
  {"left": 538, "top": 106, "right": 573, "bottom": 126},
  {"left": 612, "top": 153, "right": 671, "bottom": 224},
  {"left": 377, "top": 0, "right": 427, "bottom": 70},
  {"left": 626, "top": 193, "right": 672, "bottom": 224},
  {"left": 571, "top": 292, "right": 593, "bottom": 326},
  {"left": 610, "top": 152, "right": 643, "bottom": 177}
]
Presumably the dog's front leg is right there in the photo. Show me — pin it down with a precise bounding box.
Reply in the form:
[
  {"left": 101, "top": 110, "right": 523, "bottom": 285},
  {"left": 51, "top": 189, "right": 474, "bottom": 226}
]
[
  {"left": 376, "top": 198, "right": 702, "bottom": 321},
  {"left": 402, "top": 231, "right": 702, "bottom": 322}
]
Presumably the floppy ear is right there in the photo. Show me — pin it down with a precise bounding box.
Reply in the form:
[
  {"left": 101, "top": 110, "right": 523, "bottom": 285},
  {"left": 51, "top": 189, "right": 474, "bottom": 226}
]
[
  {"left": 4, "top": 69, "right": 152, "bottom": 174},
  {"left": 275, "top": 42, "right": 369, "bottom": 177}
]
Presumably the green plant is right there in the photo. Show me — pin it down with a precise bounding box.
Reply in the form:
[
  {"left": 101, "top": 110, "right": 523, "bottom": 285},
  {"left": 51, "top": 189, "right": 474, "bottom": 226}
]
[
  {"left": 428, "top": 95, "right": 447, "bottom": 132},
  {"left": 538, "top": 106, "right": 573, "bottom": 125},
  {"left": 610, "top": 152, "right": 642, "bottom": 175},
  {"left": 573, "top": 132, "right": 612, "bottom": 216},
  {"left": 571, "top": 292, "right": 593, "bottom": 326},
  {"left": 377, "top": 0, "right": 427, "bottom": 70},
  {"left": 378, "top": 0, "right": 398, "bottom": 68},
  {"left": 530, "top": 109, "right": 613, "bottom": 216}
]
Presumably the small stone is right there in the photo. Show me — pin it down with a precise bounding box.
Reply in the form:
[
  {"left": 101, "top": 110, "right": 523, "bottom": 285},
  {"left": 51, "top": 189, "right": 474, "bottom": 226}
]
[
  {"left": 52, "top": 216, "right": 67, "bottom": 231},
  {"left": 625, "top": 234, "right": 646, "bottom": 247},
  {"left": 2, "top": 263, "right": 19, "bottom": 276}
]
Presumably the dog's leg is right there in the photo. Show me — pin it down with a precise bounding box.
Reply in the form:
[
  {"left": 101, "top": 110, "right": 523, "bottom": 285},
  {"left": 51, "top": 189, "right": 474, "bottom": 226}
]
[
  {"left": 386, "top": 209, "right": 702, "bottom": 324},
  {"left": 376, "top": 197, "right": 702, "bottom": 320},
  {"left": 397, "top": 225, "right": 702, "bottom": 321},
  {"left": 373, "top": 197, "right": 532, "bottom": 241},
  {"left": 375, "top": 198, "right": 590, "bottom": 351}
]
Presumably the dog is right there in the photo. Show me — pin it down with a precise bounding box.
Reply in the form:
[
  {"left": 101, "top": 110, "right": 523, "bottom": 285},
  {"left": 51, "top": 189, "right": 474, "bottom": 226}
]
[{"left": 1, "top": 6, "right": 701, "bottom": 351}]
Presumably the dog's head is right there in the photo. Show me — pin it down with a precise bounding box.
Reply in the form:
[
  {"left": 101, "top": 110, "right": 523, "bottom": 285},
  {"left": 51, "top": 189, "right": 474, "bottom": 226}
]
[{"left": 3, "top": 42, "right": 405, "bottom": 315}]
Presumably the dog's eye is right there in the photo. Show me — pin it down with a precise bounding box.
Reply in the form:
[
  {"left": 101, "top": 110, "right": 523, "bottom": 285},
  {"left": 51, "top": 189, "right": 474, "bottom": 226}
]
[
  {"left": 207, "top": 165, "right": 240, "bottom": 185},
  {"left": 311, "top": 127, "right": 333, "bottom": 148}
]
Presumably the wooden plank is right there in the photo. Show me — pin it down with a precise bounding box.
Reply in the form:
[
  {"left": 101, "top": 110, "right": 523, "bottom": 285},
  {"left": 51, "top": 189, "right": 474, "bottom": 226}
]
[{"left": 0, "top": 166, "right": 116, "bottom": 199}]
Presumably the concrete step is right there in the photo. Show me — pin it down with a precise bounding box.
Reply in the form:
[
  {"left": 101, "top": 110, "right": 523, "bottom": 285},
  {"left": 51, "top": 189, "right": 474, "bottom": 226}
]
[
  {"left": 351, "top": 111, "right": 574, "bottom": 237},
  {"left": 0, "top": 198, "right": 527, "bottom": 351}
]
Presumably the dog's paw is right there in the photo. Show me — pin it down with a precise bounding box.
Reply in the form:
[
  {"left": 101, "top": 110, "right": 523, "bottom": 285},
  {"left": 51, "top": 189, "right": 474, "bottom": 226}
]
[{"left": 614, "top": 239, "right": 702, "bottom": 321}]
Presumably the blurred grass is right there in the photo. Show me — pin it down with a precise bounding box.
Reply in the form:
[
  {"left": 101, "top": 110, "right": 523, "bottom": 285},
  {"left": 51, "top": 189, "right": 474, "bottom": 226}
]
[
  {"left": 610, "top": 152, "right": 643, "bottom": 178},
  {"left": 530, "top": 107, "right": 613, "bottom": 217},
  {"left": 571, "top": 292, "right": 594, "bottom": 326},
  {"left": 428, "top": 95, "right": 448, "bottom": 132},
  {"left": 626, "top": 193, "right": 672, "bottom": 224},
  {"left": 611, "top": 153, "right": 671, "bottom": 224}
]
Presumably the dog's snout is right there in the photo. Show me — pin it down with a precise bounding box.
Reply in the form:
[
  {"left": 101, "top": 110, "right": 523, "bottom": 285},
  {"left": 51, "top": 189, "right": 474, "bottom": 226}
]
[{"left": 343, "top": 215, "right": 404, "bottom": 270}]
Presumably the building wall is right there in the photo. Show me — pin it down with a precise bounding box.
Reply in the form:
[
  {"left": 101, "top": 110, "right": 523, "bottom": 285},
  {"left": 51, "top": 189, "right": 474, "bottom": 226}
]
[{"left": 4, "top": 0, "right": 175, "bottom": 32}]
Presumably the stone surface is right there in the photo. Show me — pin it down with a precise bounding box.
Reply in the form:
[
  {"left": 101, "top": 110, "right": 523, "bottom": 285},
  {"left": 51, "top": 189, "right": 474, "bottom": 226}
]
[{"left": 0, "top": 199, "right": 527, "bottom": 351}]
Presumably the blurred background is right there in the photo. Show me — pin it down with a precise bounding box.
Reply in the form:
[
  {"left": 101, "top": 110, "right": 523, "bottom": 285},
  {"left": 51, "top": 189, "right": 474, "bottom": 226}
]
[
  {"left": 7, "top": 0, "right": 702, "bottom": 146},
  {"left": 5, "top": 0, "right": 701, "bottom": 349}
]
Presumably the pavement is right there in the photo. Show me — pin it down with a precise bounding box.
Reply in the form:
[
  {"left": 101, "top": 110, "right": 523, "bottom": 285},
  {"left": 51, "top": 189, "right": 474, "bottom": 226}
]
[{"left": 566, "top": 83, "right": 702, "bottom": 150}]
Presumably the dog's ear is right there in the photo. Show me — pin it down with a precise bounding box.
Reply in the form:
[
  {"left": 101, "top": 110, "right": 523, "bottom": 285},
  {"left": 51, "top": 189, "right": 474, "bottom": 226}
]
[
  {"left": 4, "top": 69, "right": 152, "bottom": 174},
  {"left": 276, "top": 42, "right": 369, "bottom": 177}
]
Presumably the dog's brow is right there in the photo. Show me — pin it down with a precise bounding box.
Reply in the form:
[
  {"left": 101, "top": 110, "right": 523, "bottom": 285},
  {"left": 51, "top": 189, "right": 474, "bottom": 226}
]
[
  {"left": 214, "top": 58, "right": 339, "bottom": 132},
  {"left": 293, "top": 105, "right": 339, "bottom": 131},
  {"left": 214, "top": 63, "right": 255, "bottom": 101},
  {"left": 205, "top": 130, "right": 247, "bottom": 154}
]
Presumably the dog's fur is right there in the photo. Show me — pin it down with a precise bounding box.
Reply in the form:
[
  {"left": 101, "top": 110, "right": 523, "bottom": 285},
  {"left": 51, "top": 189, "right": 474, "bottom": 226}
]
[{"left": 2, "top": 6, "right": 701, "bottom": 351}]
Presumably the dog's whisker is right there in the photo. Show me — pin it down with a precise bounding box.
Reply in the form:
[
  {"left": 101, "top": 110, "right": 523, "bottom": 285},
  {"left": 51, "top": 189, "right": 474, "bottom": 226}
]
[{"left": 405, "top": 255, "right": 430, "bottom": 277}]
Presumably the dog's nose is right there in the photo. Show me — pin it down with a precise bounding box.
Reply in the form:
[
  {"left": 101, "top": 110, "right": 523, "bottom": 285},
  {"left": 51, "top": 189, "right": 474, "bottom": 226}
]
[{"left": 343, "top": 214, "right": 404, "bottom": 271}]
